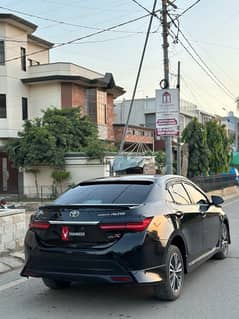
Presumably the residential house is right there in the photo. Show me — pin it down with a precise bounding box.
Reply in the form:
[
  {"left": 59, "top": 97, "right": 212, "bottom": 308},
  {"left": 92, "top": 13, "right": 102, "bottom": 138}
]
[{"left": 0, "top": 13, "right": 124, "bottom": 194}]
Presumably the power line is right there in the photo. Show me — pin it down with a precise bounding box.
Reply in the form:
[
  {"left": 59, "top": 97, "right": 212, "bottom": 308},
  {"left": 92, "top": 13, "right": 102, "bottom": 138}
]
[
  {"left": 5, "top": 10, "right": 160, "bottom": 63},
  {"left": 175, "top": 0, "right": 201, "bottom": 20},
  {"left": 0, "top": 5, "right": 157, "bottom": 35},
  {"left": 119, "top": 0, "right": 158, "bottom": 153},
  {"left": 130, "top": 1, "right": 236, "bottom": 102},
  {"left": 131, "top": 0, "right": 155, "bottom": 15},
  {"left": 168, "top": 29, "right": 235, "bottom": 101},
  {"left": 168, "top": 14, "right": 236, "bottom": 100}
]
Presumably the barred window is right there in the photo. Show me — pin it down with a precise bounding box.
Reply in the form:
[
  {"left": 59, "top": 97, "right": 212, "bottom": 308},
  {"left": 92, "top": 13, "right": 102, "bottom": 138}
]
[
  {"left": 0, "top": 41, "right": 5, "bottom": 64},
  {"left": 0, "top": 94, "right": 7, "bottom": 118}
]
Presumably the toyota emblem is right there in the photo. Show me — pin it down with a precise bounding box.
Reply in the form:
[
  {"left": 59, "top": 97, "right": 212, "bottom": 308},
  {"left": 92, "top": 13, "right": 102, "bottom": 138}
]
[{"left": 69, "top": 210, "right": 80, "bottom": 218}]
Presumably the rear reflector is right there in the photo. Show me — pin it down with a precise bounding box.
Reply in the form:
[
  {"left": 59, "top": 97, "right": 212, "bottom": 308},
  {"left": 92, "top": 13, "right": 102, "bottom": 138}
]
[
  {"left": 29, "top": 221, "right": 50, "bottom": 230},
  {"left": 111, "top": 276, "right": 133, "bottom": 282},
  {"left": 100, "top": 217, "right": 153, "bottom": 232}
]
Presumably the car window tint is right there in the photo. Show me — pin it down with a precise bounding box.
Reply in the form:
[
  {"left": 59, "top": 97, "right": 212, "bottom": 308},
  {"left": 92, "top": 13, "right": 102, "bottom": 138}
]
[
  {"left": 169, "top": 183, "right": 191, "bottom": 205},
  {"left": 54, "top": 183, "right": 153, "bottom": 205},
  {"left": 183, "top": 183, "right": 208, "bottom": 205}
]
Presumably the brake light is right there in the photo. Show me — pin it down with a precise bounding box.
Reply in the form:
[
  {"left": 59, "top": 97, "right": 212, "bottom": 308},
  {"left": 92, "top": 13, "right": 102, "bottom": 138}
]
[
  {"left": 29, "top": 221, "right": 50, "bottom": 230},
  {"left": 100, "top": 217, "right": 153, "bottom": 232}
]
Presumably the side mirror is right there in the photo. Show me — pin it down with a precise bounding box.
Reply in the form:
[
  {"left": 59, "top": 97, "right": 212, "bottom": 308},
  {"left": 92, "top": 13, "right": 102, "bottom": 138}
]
[{"left": 211, "top": 195, "right": 224, "bottom": 207}]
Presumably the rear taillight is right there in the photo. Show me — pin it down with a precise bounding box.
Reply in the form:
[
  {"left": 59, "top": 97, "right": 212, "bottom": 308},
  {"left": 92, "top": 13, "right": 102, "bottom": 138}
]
[
  {"left": 99, "top": 217, "right": 153, "bottom": 232},
  {"left": 29, "top": 221, "right": 50, "bottom": 230}
]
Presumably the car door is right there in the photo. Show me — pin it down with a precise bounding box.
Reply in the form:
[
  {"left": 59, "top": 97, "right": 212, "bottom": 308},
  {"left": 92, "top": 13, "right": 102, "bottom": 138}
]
[
  {"left": 167, "top": 182, "right": 205, "bottom": 263},
  {"left": 183, "top": 182, "right": 221, "bottom": 253}
]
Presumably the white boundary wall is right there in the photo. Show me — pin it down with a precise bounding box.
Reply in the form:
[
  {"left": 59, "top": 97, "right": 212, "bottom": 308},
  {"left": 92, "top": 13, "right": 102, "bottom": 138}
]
[{"left": 0, "top": 209, "right": 26, "bottom": 253}]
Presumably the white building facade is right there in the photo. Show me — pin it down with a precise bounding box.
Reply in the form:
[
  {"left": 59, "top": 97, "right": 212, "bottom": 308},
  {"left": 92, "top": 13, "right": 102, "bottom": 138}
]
[{"left": 0, "top": 14, "right": 124, "bottom": 194}]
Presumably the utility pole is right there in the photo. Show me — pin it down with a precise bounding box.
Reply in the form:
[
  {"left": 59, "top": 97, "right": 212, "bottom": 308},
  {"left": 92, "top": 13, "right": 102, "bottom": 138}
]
[
  {"left": 177, "top": 61, "right": 181, "bottom": 175},
  {"left": 162, "top": 0, "right": 173, "bottom": 174}
]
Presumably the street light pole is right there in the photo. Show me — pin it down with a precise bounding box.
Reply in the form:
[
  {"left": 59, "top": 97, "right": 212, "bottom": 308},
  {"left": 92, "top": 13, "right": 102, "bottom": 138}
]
[{"left": 162, "top": 0, "right": 173, "bottom": 174}]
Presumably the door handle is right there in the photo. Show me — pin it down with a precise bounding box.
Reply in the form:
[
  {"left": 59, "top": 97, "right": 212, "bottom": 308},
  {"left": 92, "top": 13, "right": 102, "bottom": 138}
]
[{"left": 175, "top": 211, "right": 184, "bottom": 219}]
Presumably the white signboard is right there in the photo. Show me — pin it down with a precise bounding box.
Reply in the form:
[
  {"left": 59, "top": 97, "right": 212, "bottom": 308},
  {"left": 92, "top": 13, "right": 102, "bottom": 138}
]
[{"left": 155, "top": 89, "right": 179, "bottom": 138}]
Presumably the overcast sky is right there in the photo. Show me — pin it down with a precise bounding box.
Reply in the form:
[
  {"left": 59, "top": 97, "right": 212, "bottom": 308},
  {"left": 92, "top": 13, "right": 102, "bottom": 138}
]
[{"left": 1, "top": 0, "right": 239, "bottom": 115}]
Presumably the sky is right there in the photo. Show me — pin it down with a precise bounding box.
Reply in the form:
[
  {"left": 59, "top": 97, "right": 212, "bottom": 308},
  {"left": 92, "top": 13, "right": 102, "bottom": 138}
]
[{"left": 1, "top": 0, "right": 239, "bottom": 116}]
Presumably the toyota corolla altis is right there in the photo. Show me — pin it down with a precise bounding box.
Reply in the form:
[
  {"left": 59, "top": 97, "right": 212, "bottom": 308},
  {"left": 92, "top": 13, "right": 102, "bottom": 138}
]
[{"left": 21, "top": 175, "right": 230, "bottom": 300}]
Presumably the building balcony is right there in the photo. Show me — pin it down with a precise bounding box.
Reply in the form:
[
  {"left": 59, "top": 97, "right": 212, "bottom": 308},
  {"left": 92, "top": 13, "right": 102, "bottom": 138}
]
[
  {"left": 21, "top": 62, "right": 103, "bottom": 83},
  {"left": 21, "top": 63, "right": 125, "bottom": 98}
]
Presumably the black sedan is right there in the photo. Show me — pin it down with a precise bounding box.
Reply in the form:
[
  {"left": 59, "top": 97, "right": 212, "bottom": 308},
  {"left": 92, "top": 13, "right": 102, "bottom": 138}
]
[{"left": 21, "top": 175, "right": 230, "bottom": 301}]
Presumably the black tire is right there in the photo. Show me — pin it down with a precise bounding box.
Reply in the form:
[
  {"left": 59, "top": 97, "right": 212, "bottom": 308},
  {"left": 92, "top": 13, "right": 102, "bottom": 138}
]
[
  {"left": 154, "top": 245, "right": 184, "bottom": 301},
  {"left": 214, "top": 223, "right": 229, "bottom": 260},
  {"left": 42, "top": 278, "right": 71, "bottom": 289}
]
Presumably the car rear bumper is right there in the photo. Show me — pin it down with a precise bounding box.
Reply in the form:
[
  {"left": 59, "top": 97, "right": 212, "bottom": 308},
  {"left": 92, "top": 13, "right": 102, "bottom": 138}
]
[
  {"left": 21, "top": 230, "right": 167, "bottom": 284},
  {"left": 21, "top": 247, "right": 166, "bottom": 284}
]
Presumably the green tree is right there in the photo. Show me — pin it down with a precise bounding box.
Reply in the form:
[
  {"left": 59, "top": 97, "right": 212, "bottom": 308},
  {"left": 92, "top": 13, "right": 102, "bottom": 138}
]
[
  {"left": 42, "top": 108, "right": 99, "bottom": 152},
  {"left": 7, "top": 119, "right": 63, "bottom": 196},
  {"left": 182, "top": 118, "right": 209, "bottom": 177},
  {"left": 205, "top": 120, "right": 231, "bottom": 174},
  {"left": 6, "top": 107, "right": 106, "bottom": 195},
  {"left": 51, "top": 169, "right": 71, "bottom": 194},
  {"left": 154, "top": 151, "right": 166, "bottom": 173}
]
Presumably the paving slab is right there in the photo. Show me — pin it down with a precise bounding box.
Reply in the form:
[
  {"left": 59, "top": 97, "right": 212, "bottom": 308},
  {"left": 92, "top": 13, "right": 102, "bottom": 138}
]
[
  {"left": 0, "top": 263, "right": 11, "bottom": 273},
  {"left": 0, "top": 256, "right": 23, "bottom": 269},
  {"left": 10, "top": 251, "right": 25, "bottom": 262}
]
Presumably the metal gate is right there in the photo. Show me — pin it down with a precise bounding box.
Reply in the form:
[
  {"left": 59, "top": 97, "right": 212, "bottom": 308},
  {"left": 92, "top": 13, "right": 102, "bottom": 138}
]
[{"left": 0, "top": 152, "right": 19, "bottom": 194}]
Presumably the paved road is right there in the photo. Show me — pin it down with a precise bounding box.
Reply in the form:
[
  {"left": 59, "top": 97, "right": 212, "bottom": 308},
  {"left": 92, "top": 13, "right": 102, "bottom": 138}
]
[{"left": 0, "top": 196, "right": 239, "bottom": 319}]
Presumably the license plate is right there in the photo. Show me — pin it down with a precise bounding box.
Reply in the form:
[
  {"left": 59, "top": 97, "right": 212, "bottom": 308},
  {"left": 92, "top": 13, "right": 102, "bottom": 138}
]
[
  {"left": 69, "top": 231, "right": 86, "bottom": 237},
  {"left": 61, "top": 226, "right": 86, "bottom": 241}
]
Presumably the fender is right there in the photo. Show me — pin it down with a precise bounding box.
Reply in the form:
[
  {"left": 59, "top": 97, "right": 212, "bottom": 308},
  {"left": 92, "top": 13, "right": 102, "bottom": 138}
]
[
  {"left": 222, "top": 215, "right": 231, "bottom": 244},
  {"left": 166, "top": 230, "right": 190, "bottom": 273}
]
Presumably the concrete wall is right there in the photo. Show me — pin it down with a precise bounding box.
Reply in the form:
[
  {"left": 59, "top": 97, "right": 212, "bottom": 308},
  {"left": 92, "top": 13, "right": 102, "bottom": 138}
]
[
  {"left": 29, "top": 82, "right": 61, "bottom": 118},
  {"left": 22, "top": 157, "right": 110, "bottom": 197},
  {"left": 27, "top": 41, "right": 49, "bottom": 64},
  {"left": 0, "top": 209, "right": 26, "bottom": 253}
]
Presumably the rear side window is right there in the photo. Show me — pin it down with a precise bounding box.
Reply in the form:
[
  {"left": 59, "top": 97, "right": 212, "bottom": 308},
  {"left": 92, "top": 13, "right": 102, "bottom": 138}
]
[
  {"left": 168, "top": 183, "right": 191, "bottom": 205},
  {"left": 54, "top": 183, "right": 153, "bottom": 205},
  {"left": 183, "top": 183, "right": 208, "bottom": 204}
]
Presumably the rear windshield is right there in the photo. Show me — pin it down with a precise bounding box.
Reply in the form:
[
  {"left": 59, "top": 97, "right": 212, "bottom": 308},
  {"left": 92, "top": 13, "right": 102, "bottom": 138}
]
[{"left": 54, "top": 182, "right": 153, "bottom": 205}]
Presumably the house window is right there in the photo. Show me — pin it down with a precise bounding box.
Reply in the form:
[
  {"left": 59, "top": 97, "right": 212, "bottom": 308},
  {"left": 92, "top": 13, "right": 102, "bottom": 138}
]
[
  {"left": 97, "top": 91, "right": 107, "bottom": 125},
  {"left": 22, "top": 97, "right": 28, "bottom": 120},
  {"left": 21, "top": 47, "right": 26, "bottom": 71},
  {"left": 0, "top": 94, "right": 7, "bottom": 118},
  {"left": 0, "top": 41, "right": 5, "bottom": 64}
]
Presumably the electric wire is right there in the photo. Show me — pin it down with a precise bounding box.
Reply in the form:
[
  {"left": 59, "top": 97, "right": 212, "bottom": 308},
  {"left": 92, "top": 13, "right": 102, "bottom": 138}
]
[
  {"left": 168, "top": 15, "right": 236, "bottom": 100},
  {"left": 132, "top": 0, "right": 233, "bottom": 100},
  {"left": 174, "top": 0, "right": 201, "bottom": 21},
  {"left": 168, "top": 29, "right": 235, "bottom": 101},
  {"left": 0, "top": 5, "right": 157, "bottom": 35},
  {"left": 119, "top": 0, "right": 158, "bottom": 153},
  {"left": 5, "top": 10, "right": 160, "bottom": 64}
]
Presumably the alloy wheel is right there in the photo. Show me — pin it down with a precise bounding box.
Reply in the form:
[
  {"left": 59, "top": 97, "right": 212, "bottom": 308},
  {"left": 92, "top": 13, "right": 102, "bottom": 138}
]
[
  {"left": 169, "top": 252, "right": 183, "bottom": 294},
  {"left": 221, "top": 224, "right": 229, "bottom": 256}
]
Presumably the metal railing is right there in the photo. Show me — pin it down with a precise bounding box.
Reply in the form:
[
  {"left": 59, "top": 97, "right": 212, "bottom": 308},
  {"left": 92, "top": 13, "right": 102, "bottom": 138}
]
[
  {"left": 190, "top": 174, "right": 238, "bottom": 192},
  {"left": 19, "top": 185, "right": 58, "bottom": 201}
]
